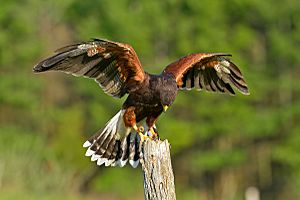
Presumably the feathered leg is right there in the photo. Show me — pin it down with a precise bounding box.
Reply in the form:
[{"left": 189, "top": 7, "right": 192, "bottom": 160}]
[
  {"left": 146, "top": 116, "right": 160, "bottom": 140},
  {"left": 123, "top": 106, "right": 151, "bottom": 142}
]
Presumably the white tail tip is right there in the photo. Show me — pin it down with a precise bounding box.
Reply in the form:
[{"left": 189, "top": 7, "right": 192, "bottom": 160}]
[
  {"left": 85, "top": 148, "right": 95, "bottom": 157},
  {"left": 91, "top": 154, "right": 101, "bottom": 161},
  {"left": 83, "top": 141, "right": 92, "bottom": 148},
  {"left": 97, "top": 158, "right": 107, "bottom": 166},
  {"left": 129, "top": 160, "right": 139, "bottom": 168},
  {"left": 120, "top": 159, "right": 128, "bottom": 167},
  {"left": 105, "top": 159, "right": 114, "bottom": 167}
]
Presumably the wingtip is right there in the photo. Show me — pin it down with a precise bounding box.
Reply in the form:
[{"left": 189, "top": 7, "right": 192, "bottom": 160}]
[
  {"left": 32, "top": 63, "right": 44, "bottom": 73},
  {"left": 243, "top": 90, "right": 250, "bottom": 96},
  {"left": 91, "top": 38, "right": 110, "bottom": 43},
  {"left": 212, "top": 53, "right": 232, "bottom": 57},
  {"left": 239, "top": 86, "right": 250, "bottom": 96}
]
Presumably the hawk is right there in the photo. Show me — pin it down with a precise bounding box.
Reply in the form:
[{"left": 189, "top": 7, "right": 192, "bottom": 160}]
[{"left": 33, "top": 39, "right": 249, "bottom": 168}]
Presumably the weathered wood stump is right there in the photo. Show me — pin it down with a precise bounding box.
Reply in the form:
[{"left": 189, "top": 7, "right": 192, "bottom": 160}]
[{"left": 141, "top": 139, "right": 176, "bottom": 200}]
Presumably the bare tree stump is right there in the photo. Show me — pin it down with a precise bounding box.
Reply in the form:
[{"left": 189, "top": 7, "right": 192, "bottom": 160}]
[{"left": 141, "top": 139, "right": 176, "bottom": 200}]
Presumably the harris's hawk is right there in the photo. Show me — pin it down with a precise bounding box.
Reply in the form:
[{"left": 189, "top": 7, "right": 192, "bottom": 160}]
[{"left": 33, "top": 38, "right": 249, "bottom": 168}]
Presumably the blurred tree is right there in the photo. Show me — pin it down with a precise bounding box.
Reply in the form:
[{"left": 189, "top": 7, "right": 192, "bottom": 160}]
[{"left": 0, "top": 0, "right": 299, "bottom": 199}]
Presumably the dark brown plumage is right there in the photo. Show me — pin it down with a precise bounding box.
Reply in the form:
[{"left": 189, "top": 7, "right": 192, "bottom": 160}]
[{"left": 33, "top": 38, "right": 249, "bottom": 168}]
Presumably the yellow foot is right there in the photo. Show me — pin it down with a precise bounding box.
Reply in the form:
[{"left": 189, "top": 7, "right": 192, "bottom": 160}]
[
  {"left": 138, "top": 126, "right": 144, "bottom": 134},
  {"left": 138, "top": 132, "right": 150, "bottom": 143},
  {"left": 133, "top": 125, "right": 151, "bottom": 143},
  {"left": 149, "top": 127, "right": 159, "bottom": 140}
]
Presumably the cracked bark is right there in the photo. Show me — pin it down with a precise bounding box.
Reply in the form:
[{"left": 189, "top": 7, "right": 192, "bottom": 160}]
[{"left": 141, "top": 139, "right": 176, "bottom": 200}]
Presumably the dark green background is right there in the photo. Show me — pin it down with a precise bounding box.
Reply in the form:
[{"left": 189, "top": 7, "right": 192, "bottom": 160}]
[{"left": 0, "top": 0, "right": 299, "bottom": 199}]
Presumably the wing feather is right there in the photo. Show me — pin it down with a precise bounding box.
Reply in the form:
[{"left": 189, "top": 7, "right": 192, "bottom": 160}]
[
  {"left": 193, "top": 69, "right": 200, "bottom": 90},
  {"left": 203, "top": 69, "right": 213, "bottom": 91},
  {"left": 33, "top": 39, "right": 145, "bottom": 98},
  {"left": 207, "top": 68, "right": 217, "bottom": 92},
  {"left": 163, "top": 53, "right": 249, "bottom": 95}
]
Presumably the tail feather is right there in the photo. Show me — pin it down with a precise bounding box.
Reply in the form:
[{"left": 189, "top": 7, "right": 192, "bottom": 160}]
[
  {"left": 91, "top": 154, "right": 101, "bottom": 161},
  {"left": 108, "top": 141, "right": 120, "bottom": 166},
  {"left": 99, "top": 130, "right": 115, "bottom": 155},
  {"left": 128, "top": 133, "right": 140, "bottom": 168},
  {"left": 101, "top": 137, "right": 116, "bottom": 164},
  {"left": 117, "top": 135, "right": 129, "bottom": 167},
  {"left": 83, "top": 110, "right": 141, "bottom": 168}
]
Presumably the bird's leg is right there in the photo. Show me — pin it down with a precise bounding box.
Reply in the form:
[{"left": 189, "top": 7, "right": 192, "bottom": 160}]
[
  {"left": 138, "top": 125, "right": 145, "bottom": 134},
  {"left": 148, "top": 126, "right": 159, "bottom": 140},
  {"left": 123, "top": 106, "right": 150, "bottom": 143},
  {"left": 146, "top": 116, "right": 159, "bottom": 140},
  {"left": 133, "top": 124, "right": 150, "bottom": 143}
]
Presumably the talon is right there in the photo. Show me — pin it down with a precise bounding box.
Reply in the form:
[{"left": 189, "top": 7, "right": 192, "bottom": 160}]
[
  {"left": 133, "top": 124, "right": 149, "bottom": 143},
  {"left": 149, "top": 127, "right": 159, "bottom": 140},
  {"left": 149, "top": 127, "right": 156, "bottom": 136},
  {"left": 138, "top": 132, "right": 150, "bottom": 143},
  {"left": 138, "top": 126, "right": 144, "bottom": 133}
]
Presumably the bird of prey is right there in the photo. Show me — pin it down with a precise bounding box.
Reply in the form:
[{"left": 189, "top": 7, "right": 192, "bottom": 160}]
[{"left": 33, "top": 38, "right": 249, "bottom": 168}]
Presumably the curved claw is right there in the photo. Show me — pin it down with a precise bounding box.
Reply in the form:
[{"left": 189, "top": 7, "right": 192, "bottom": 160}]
[
  {"left": 149, "top": 127, "right": 159, "bottom": 140},
  {"left": 138, "top": 126, "right": 145, "bottom": 134},
  {"left": 139, "top": 133, "right": 150, "bottom": 143},
  {"left": 133, "top": 124, "right": 150, "bottom": 143}
]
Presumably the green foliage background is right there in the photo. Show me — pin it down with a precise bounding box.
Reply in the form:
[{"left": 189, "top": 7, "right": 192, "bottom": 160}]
[{"left": 0, "top": 0, "right": 299, "bottom": 199}]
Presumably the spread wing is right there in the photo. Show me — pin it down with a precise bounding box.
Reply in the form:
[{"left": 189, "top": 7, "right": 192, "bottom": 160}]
[
  {"left": 33, "top": 39, "right": 145, "bottom": 98},
  {"left": 163, "top": 53, "right": 249, "bottom": 95}
]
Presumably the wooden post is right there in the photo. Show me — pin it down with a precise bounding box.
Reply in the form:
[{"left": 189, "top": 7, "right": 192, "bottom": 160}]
[{"left": 141, "top": 139, "right": 176, "bottom": 200}]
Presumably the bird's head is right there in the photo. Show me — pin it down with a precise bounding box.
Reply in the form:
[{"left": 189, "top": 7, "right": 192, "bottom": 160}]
[
  {"left": 159, "top": 79, "right": 178, "bottom": 112},
  {"left": 160, "top": 93, "right": 175, "bottom": 112}
]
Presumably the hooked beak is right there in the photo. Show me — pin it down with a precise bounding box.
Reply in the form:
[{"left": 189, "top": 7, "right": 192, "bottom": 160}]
[{"left": 163, "top": 105, "right": 169, "bottom": 112}]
